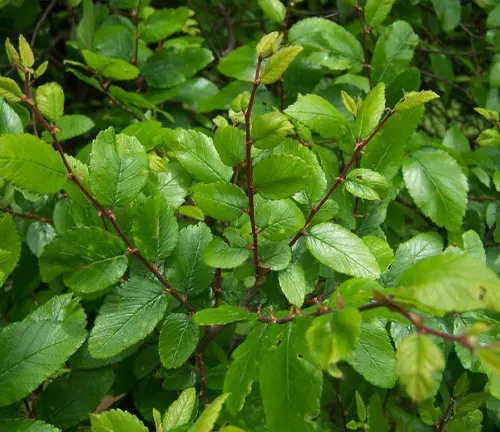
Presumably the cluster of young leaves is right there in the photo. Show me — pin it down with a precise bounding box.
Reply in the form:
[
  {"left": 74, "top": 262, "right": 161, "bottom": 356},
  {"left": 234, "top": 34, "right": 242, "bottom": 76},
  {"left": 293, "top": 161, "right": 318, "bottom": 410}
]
[{"left": 2, "top": 0, "right": 500, "bottom": 431}]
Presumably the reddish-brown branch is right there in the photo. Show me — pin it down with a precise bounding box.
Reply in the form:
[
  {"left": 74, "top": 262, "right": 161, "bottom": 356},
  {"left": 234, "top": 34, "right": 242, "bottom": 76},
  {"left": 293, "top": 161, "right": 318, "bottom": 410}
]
[
  {"left": 195, "top": 352, "right": 209, "bottom": 408},
  {"left": 356, "top": 1, "right": 372, "bottom": 88},
  {"left": 24, "top": 71, "right": 39, "bottom": 137},
  {"left": 22, "top": 96, "right": 195, "bottom": 313},
  {"left": 213, "top": 268, "right": 223, "bottom": 307},
  {"left": 289, "top": 109, "right": 396, "bottom": 246},
  {"left": 0, "top": 205, "right": 53, "bottom": 224}
]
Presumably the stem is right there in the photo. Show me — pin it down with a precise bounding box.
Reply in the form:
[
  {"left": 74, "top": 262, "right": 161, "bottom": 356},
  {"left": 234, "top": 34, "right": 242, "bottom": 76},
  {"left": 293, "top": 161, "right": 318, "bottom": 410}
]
[
  {"left": 99, "top": 81, "right": 144, "bottom": 121},
  {"left": 213, "top": 268, "right": 222, "bottom": 307},
  {"left": 435, "top": 397, "right": 455, "bottom": 432},
  {"left": 22, "top": 97, "right": 195, "bottom": 313},
  {"left": 0, "top": 205, "right": 53, "bottom": 224},
  {"left": 30, "top": 0, "right": 58, "bottom": 47},
  {"left": 356, "top": 0, "right": 372, "bottom": 88},
  {"left": 280, "top": 0, "right": 295, "bottom": 110},
  {"left": 245, "top": 55, "right": 264, "bottom": 280},
  {"left": 289, "top": 109, "right": 396, "bottom": 246},
  {"left": 195, "top": 352, "right": 209, "bottom": 408},
  {"left": 24, "top": 71, "right": 39, "bottom": 137}
]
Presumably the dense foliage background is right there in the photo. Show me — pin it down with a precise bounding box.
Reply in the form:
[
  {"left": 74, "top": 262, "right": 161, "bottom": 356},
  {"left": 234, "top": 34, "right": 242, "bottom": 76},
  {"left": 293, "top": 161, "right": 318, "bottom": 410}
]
[{"left": 2, "top": 0, "right": 500, "bottom": 431}]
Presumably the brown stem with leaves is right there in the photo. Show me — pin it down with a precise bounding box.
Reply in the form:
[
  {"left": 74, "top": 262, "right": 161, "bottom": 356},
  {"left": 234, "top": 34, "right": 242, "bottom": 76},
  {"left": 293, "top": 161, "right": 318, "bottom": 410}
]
[
  {"left": 356, "top": 0, "right": 372, "bottom": 88},
  {"left": 289, "top": 109, "right": 396, "bottom": 246},
  {"left": 0, "top": 205, "right": 53, "bottom": 224},
  {"left": 22, "top": 95, "right": 194, "bottom": 313}
]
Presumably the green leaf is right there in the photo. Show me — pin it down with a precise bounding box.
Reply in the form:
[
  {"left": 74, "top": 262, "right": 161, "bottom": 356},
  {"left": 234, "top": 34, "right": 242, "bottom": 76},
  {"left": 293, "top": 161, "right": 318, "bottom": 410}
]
[
  {"left": 347, "top": 322, "right": 397, "bottom": 388},
  {"left": 0, "top": 133, "right": 66, "bottom": 194},
  {"left": 341, "top": 90, "right": 358, "bottom": 117},
  {"left": 213, "top": 125, "right": 245, "bottom": 167},
  {"left": 0, "top": 96, "right": 23, "bottom": 133},
  {"left": 82, "top": 50, "right": 139, "bottom": 81},
  {"left": 365, "top": 0, "right": 396, "bottom": 28},
  {"left": 259, "top": 240, "right": 292, "bottom": 271},
  {"left": 363, "top": 235, "right": 394, "bottom": 273},
  {"left": 151, "top": 164, "right": 190, "bottom": 210},
  {"left": 39, "top": 227, "right": 128, "bottom": 294},
  {"left": 395, "top": 90, "right": 439, "bottom": 112},
  {"left": 353, "top": 83, "right": 386, "bottom": 139},
  {"left": 397, "top": 254, "right": 500, "bottom": 312},
  {"left": 356, "top": 392, "right": 367, "bottom": 422},
  {"left": 0, "top": 215, "right": 20, "bottom": 286},
  {"left": 476, "top": 128, "right": 500, "bottom": 147},
  {"left": 345, "top": 168, "right": 389, "bottom": 200},
  {"left": 167, "top": 223, "right": 214, "bottom": 296},
  {"left": 35, "top": 82, "right": 64, "bottom": 122},
  {"left": 37, "top": 368, "right": 114, "bottom": 429},
  {"left": 371, "top": 21, "right": 418, "bottom": 85},
  {"left": 253, "top": 154, "right": 312, "bottom": 199},
  {"left": 487, "top": 4, "right": 500, "bottom": 28},
  {"left": 431, "top": 0, "right": 461, "bottom": 32},
  {"left": 165, "top": 129, "right": 233, "bottom": 183},
  {"left": 261, "top": 46, "right": 303, "bottom": 84},
  {"left": 204, "top": 238, "right": 250, "bottom": 269},
  {"left": 396, "top": 334, "right": 445, "bottom": 402},
  {"left": 94, "top": 25, "right": 133, "bottom": 62},
  {"left": 361, "top": 106, "right": 424, "bottom": 180},
  {"left": 285, "top": 93, "right": 349, "bottom": 139},
  {"left": 218, "top": 43, "right": 258, "bottom": 81},
  {"left": 45, "top": 114, "right": 95, "bottom": 142},
  {"left": 255, "top": 196, "right": 305, "bottom": 241},
  {"left": 77, "top": 0, "right": 94, "bottom": 50},
  {"left": 223, "top": 323, "right": 280, "bottom": 415},
  {"left": 252, "top": 112, "right": 294, "bottom": 150},
  {"left": 306, "top": 308, "right": 361, "bottom": 372},
  {"left": 259, "top": 321, "right": 322, "bottom": 432},
  {"left": 163, "top": 387, "right": 197, "bottom": 431},
  {"left": 132, "top": 196, "right": 178, "bottom": 262},
  {"left": 143, "top": 47, "right": 213, "bottom": 89},
  {"left": 368, "top": 394, "right": 389, "bottom": 431},
  {"left": 0, "top": 319, "right": 87, "bottom": 407},
  {"left": 193, "top": 182, "right": 248, "bottom": 221},
  {"left": 306, "top": 223, "right": 380, "bottom": 279},
  {"left": 278, "top": 263, "right": 306, "bottom": 306},
  {"left": 403, "top": 149, "right": 468, "bottom": 231},
  {"left": 258, "top": 0, "right": 286, "bottom": 22},
  {"left": 139, "top": 7, "right": 190, "bottom": 43},
  {"left": 256, "top": 31, "right": 281, "bottom": 55},
  {"left": 19, "top": 34, "right": 34, "bottom": 67},
  {"left": 91, "top": 409, "right": 149, "bottom": 432},
  {"left": 0, "top": 76, "right": 23, "bottom": 103},
  {"left": 89, "top": 277, "right": 168, "bottom": 358},
  {"left": 26, "top": 221, "right": 56, "bottom": 258},
  {"left": 193, "top": 305, "right": 257, "bottom": 325},
  {"left": 27, "top": 293, "right": 86, "bottom": 327},
  {"left": 189, "top": 393, "right": 229, "bottom": 432},
  {"left": 0, "top": 419, "right": 61, "bottom": 432},
  {"left": 89, "top": 127, "right": 149, "bottom": 207},
  {"left": 159, "top": 314, "right": 199, "bottom": 369}
]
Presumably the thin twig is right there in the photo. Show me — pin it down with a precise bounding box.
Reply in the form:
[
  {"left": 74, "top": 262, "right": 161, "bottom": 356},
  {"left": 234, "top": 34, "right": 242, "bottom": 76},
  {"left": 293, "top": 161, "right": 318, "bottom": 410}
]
[
  {"left": 0, "top": 205, "right": 53, "bottom": 224},
  {"left": 99, "top": 81, "right": 144, "bottom": 121},
  {"left": 195, "top": 352, "right": 209, "bottom": 408},
  {"left": 434, "top": 397, "right": 455, "bottom": 432},
  {"left": 356, "top": 0, "right": 372, "bottom": 88},
  {"left": 30, "top": 0, "right": 58, "bottom": 47},
  {"left": 336, "top": 380, "right": 348, "bottom": 432},
  {"left": 213, "top": 268, "right": 223, "bottom": 307}
]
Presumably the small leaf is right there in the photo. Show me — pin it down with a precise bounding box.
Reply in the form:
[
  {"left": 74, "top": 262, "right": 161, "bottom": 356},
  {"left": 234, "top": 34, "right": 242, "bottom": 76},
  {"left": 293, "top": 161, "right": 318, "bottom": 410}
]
[
  {"left": 353, "top": 83, "right": 386, "bottom": 139},
  {"left": 163, "top": 387, "right": 197, "bottom": 431},
  {"left": 5, "top": 38, "right": 20, "bottom": 66},
  {"left": 91, "top": 409, "right": 149, "bottom": 432},
  {"left": 213, "top": 125, "right": 245, "bottom": 167},
  {"left": 345, "top": 168, "right": 389, "bottom": 200},
  {"left": 260, "top": 46, "right": 303, "bottom": 84},
  {"left": 252, "top": 112, "right": 294, "bottom": 149},
  {"left": 159, "top": 314, "right": 199, "bottom": 370},
  {"left": 256, "top": 31, "right": 281, "bottom": 54},
  {"left": 0, "top": 215, "right": 21, "bottom": 286},
  {"left": 0, "top": 77, "right": 23, "bottom": 103},
  {"left": 192, "top": 182, "right": 249, "bottom": 221},
  {"left": 365, "top": 0, "right": 396, "bottom": 28},
  {"left": 341, "top": 90, "right": 358, "bottom": 117},
  {"left": 356, "top": 392, "right": 367, "bottom": 422},
  {"left": 18, "top": 35, "right": 34, "bottom": 67},
  {"left": 430, "top": 0, "right": 461, "bottom": 32},
  {"left": 396, "top": 334, "right": 445, "bottom": 402},
  {"left": 35, "top": 82, "right": 64, "bottom": 122},
  {"left": 258, "top": 0, "right": 286, "bottom": 23},
  {"left": 395, "top": 90, "right": 439, "bottom": 112},
  {"left": 193, "top": 305, "right": 256, "bottom": 325},
  {"left": 204, "top": 238, "right": 250, "bottom": 269},
  {"left": 189, "top": 393, "right": 229, "bottom": 432},
  {"left": 278, "top": 263, "right": 306, "bottom": 306},
  {"left": 82, "top": 50, "right": 140, "bottom": 81}
]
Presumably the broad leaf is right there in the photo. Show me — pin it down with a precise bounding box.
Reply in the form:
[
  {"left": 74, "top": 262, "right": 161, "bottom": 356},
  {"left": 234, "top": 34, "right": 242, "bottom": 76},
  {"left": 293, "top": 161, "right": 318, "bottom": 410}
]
[
  {"left": 89, "top": 277, "right": 168, "bottom": 358},
  {"left": 189, "top": 393, "right": 229, "bottom": 432},
  {"left": 213, "top": 125, "right": 246, "bottom": 167},
  {"left": 218, "top": 43, "right": 258, "bottom": 81},
  {"left": 259, "top": 240, "right": 292, "bottom": 270},
  {"left": 255, "top": 196, "right": 305, "bottom": 241},
  {"left": 0, "top": 77, "right": 23, "bottom": 103},
  {"left": 431, "top": 0, "right": 461, "bottom": 32},
  {"left": 252, "top": 112, "right": 294, "bottom": 150},
  {"left": 39, "top": 227, "right": 128, "bottom": 294},
  {"left": 192, "top": 182, "right": 248, "bottom": 221},
  {"left": 204, "top": 238, "right": 250, "bottom": 269},
  {"left": 0, "top": 319, "right": 87, "bottom": 407},
  {"left": 345, "top": 168, "right": 389, "bottom": 200},
  {"left": 306, "top": 223, "right": 380, "bottom": 279},
  {"left": 159, "top": 314, "right": 199, "bottom": 369},
  {"left": 258, "top": 0, "right": 286, "bottom": 22},
  {"left": 278, "top": 263, "right": 306, "bottom": 306},
  {"left": 403, "top": 149, "right": 468, "bottom": 231},
  {"left": 0, "top": 97, "right": 23, "bottom": 133},
  {"left": 90, "top": 409, "right": 148, "bottom": 432},
  {"left": 35, "top": 82, "right": 64, "bottom": 122},
  {"left": 261, "top": 46, "right": 303, "bottom": 84},
  {"left": 365, "top": 0, "right": 396, "bottom": 28}
]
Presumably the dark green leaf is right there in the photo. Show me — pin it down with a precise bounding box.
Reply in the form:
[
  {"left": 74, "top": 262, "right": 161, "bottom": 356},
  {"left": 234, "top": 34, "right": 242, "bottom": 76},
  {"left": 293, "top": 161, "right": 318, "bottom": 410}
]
[{"left": 159, "top": 314, "right": 199, "bottom": 369}]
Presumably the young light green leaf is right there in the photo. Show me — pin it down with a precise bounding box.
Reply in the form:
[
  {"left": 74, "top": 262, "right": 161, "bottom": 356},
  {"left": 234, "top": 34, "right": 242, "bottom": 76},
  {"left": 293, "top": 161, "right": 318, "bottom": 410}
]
[
  {"left": 306, "top": 223, "right": 380, "bottom": 279},
  {"left": 278, "top": 263, "right": 306, "bottom": 306},
  {"left": 89, "top": 277, "right": 168, "bottom": 358},
  {"left": 396, "top": 334, "right": 445, "bottom": 402},
  {"left": 132, "top": 196, "right": 178, "bottom": 262},
  {"left": 397, "top": 254, "right": 500, "bottom": 312},
  {"left": 35, "top": 82, "right": 64, "bottom": 122},
  {"left": 347, "top": 322, "right": 397, "bottom": 388},
  {"left": 192, "top": 182, "right": 248, "bottom": 221},
  {"left": 193, "top": 305, "right": 257, "bottom": 325},
  {"left": 341, "top": 90, "right": 358, "bottom": 117},
  {"left": 204, "top": 238, "right": 250, "bottom": 269},
  {"left": 253, "top": 154, "right": 312, "bottom": 199},
  {"left": 252, "top": 112, "right": 294, "bottom": 149},
  {"left": 189, "top": 393, "right": 229, "bottom": 432},
  {"left": 39, "top": 227, "right": 128, "bottom": 294},
  {"left": 165, "top": 129, "right": 232, "bottom": 183},
  {"left": 475, "top": 107, "right": 499, "bottom": 123},
  {"left": 356, "top": 392, "right": 367, "bottom": 422},
  {"left": 258, "top": 0, "right": 286, "bottom": 23},
  {"left": 91, "top": 409, "right": 149, "bottom": 432},
  {"left": 365, "top": 0, "right": 396, "bottom": 28},
  {"left": 353, "top": 83, "right": 386, "bottom": 139},
  {"left": 0, "top": 77, "right": 23, "bottom": 103},
  {"left": 0, "top": 320, "right": 87, "bottom": 407},
  {"left": 159, "top": 314, "right": 199, "bottom": 370},
  {"left": 0, "top": 215, "right": 20, "bottom": 286},
  {"left": 345, "top": 168, "right": 389, "bottom": 200},
  {"left": 0, "top": 419, "right": 61, "bottom": 432},
  {"left": 395, "top": 90, "right": 439, "bottom": 112},
  {"left": 403, "top": 149, "right": 468, "bottom": 231},
  {"left": 5, "top": 38, "right": 20, "bottom": 66},
  {"left": 0, "top": 133, "right": 66, "bottom": 193},
  {"left": 163, "top": 387, "right": 197, "bottom": 431},
  {"left": 89, "top": 128, "right": 149, "bottom": 207},
  {"left": 260, "top": 46, "right": 303, "bottom": 84},
  {"left": 19, "top": 34, "right": 34, "bottom": 67},
  {"left": 256, "top": 31, "right": 281, "bottom": 54}
]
